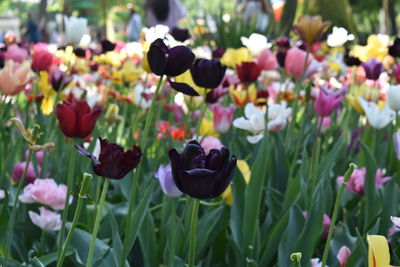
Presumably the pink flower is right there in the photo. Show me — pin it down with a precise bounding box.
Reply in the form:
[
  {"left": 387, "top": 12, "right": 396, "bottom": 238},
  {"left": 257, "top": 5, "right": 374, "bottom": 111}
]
[
  {"left": 28, "top": 207, "right": 61, "bottom": 231},
  {"left": 4, "top": 44, "right": 28, "bottom": 63},
  {"left": 19, "top": 178, "right": 71, "bottom": 210},
  {"left": 284, "top": 47, "right": 312, "bottom": 78},
  {"left": 25, "top": 150, "right": 44, "bottom": 165},
  {"left": 12, "top": 161, "right": 40, "bottom": 184},
  {"left": 337, "top": 168, "right": 391, "bottom": 195},
  {"left": 336, "top": 246, "right": 351, "bottom": 267},
  {"left": 210, "top": 103, "right": 235, "bottom": 133},
  {"left": 31, "top": 45, "right": 53, "bottom": 72},
  {"left": 200, "top": 136, "right": 223, "bottom": 155},
  {"left": 303, "top": 211, "right": 331, "bottom": 239},
  {"left": 311, "top": 258, "right": 325, "bottom": 267},
  {"left": 314, "top": 87, "right": 344, "bottom": 117},
  {"left": 257, "top": 48, "right": 278, "bottom": 71},
  {"left": 0, "top": 60, "right": 31, "bottom": 96},
  {"left": 319, "top": 117, "right": 332, "bottom": 133}
]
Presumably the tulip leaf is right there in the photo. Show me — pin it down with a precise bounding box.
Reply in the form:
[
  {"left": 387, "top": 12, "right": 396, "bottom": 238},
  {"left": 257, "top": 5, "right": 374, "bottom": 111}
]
[
  {"left": 0, "top": 258, "right": 22, "bottom": 267},
  {"left": 106, "top": 204, "right": 124, "bottom": 267},
  {"left": 197, "top": 206, "right": 224, "bottom": 257},
  {"left": 0, "top": 200, "right": 10, "bottom": 243},
  {"left": 379, "top": 178, "right": 399, "bottom": 235},
  {"left": 230, "top": 170, "right": 247, "bottom": 250},
  {"left": 318, "top": 139, "right": 345, "bottom": 180},
  {"left": 139, "top": 210, "right": 158, "bottom": 267},
  {"left": 37, "top": 250, "right": 74, "bottom": 265}
]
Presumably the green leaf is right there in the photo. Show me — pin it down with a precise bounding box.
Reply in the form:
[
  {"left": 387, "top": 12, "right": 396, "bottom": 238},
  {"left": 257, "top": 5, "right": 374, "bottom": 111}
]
[{"left": 38, "top": 250, "right": 74, "bottom": 265}]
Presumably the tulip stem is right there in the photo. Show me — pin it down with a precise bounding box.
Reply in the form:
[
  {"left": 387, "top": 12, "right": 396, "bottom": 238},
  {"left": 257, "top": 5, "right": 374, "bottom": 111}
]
[
  {"left": 58, "top": 140, "right": 76, "bottom": 258},
  {"left": 57, "top": 173, "right": 92, "bottom": 267},
  {"left": 4, "top": 149, "right": 33, "bottom": 267},
  {"left": 195, "top": 97, "right": 207, "bottom": 141},
  {"left": 188, "top": 199, "right": 200, "bottom": 267},
  {"left": 121, "top": 75, "right": 164, "bottom": 266},
  {"left": 321, "top": 163, "right": 357, "bottom": 267},
  {"left": 87, "top": 178, "right": 109, "bottom": 267}
]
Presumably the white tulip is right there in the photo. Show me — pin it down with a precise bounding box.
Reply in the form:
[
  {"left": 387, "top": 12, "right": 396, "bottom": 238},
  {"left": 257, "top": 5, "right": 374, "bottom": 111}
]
[
  {"left": 391, "top": 216, "right": 400, "bottom": 228},
  {"left": 240, "top": 33, "right": 271, "bottom": 56},
  {"left": 358, "top": 97, "right": 395, "bottom": 129},
  {"left": 63, "top": 16, "right": 87, "bottom": 46},
  {"left": 327, "top": 26, "right": 354, "bottom": 47},
  {"left": 233, "top": 103, "right": 265, "bottom": 144},
  {"left": 267, "top": 102, "right": 292, "bottom": 131},
  {"left": 387, "top": 85, "right": 400, "bottom": 111}
]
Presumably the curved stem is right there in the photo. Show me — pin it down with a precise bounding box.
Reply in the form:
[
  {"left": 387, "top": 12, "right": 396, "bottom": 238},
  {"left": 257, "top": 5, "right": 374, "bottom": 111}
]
[
  {"left": 4, "top": 150, "right": 33, "bottom": 267},
  {"left": 120, "top": 75, "right": 164, "bottom": 266},
  {"left": 86, "top": 178, "right": 109, "bottom": 267},
  {"left": 321, "top": 163, "right": 356, "bottom": 267},
  {"left": 188, "top": 199, "right": 200, "bottom": 267},
  {"left": 57, "top": 173, "right": 92, "bottom": 267}
]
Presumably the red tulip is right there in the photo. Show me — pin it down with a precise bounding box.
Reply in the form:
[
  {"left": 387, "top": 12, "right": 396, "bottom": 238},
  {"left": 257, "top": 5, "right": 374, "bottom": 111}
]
[
  {"left": 236, "top": 62, "right": 261, "bottom": 83},
  {"left": 31, "top": 45, "right": 53, "bottom": 72},
  {"left": 56, "top": 101, "right": 102, "bottom": 138}
]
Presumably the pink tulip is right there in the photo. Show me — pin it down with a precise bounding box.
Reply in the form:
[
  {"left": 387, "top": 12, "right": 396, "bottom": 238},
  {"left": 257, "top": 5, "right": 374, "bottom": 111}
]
[
  {"left": 12, "top": 161, "right": 40, "bottom": 184},
  {"left": 4, "top": 44, "right": 28, "bottom": 63},
  {"left": 31, "top": 45, "right": 53, "bottom": 72},
  {"left": 337, "top": 168, "right": 391, "bottom": 195},
  {"left": 303, "top": 211, "right": 331, "bottom": 239},
  {"left": 28, "top": 207, "right": 61, "bottom": 231},
  {"left": 257, "top": 48, "right": 279, "bottom": 71},
  {"left": 314, "top": 87, "right": 344, "bottom": 117},
  {"left": 0, "top": 60, "right": 31, "bottom": 96},
  {"left": 200, "top": 136, "right": 223, "bottom": 155},
  {"left": 25, "top": 150, "right": 44, "bottom": 165},
  {"left": 19, "top": 178, "right": 71, "bottom": 210},
  {"left": 319, "top": 117, "right": 332, "bottom": 132},
  {"left": 336, "top": 246, "right": 351, "bottom": 267},
  {"left": 284, "top": 47, "right": 312, "bottom": 78},
  {"left": 210, "top": 104, "right": 235, "bottom": 133}
]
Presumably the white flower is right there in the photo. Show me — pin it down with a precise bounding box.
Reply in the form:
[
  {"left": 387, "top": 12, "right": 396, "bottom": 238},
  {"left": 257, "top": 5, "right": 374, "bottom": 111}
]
[
  {"left": 134, "top": 84, "right": 154, "bottom": 109},
  {"left": 267, "top": 102, "right": 292, "bottom": 131},
  {"left": 0, "top": 189, "right": 5, "bottom": 200},
  {"left": 358, "top": 97, "right": 395, "bottom": 129},
  {"left": 327, "top": 26, "right": 354, "bottom": 47},
  {"left": 240, "top": 33, "right": 271, "bottom": 56},
  {"left": 391, "top": 216, "right": 400, "bottom": 228},
  {"left": 387, "top": 85, "right": 400, "bottom": 111},
  {"left": 311, "top": 258, "right": 328, "bottom": 267},
  {"left": 233, "top": 103, "right": 265, "bottom": 144},
  {"left": 29, "top": 207, "right": 61, "bottom": 231},
  {"left": 63, "top": 16, "right": 88, "bottom": 45},
  {"left": 143, "top": 25, "right": 169, "bottom": 44}
]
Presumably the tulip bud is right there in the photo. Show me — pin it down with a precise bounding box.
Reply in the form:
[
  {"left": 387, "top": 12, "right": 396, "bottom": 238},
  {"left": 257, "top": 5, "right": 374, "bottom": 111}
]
[{"left": 293, "top": 15, "right": 331, "bottom": 45}]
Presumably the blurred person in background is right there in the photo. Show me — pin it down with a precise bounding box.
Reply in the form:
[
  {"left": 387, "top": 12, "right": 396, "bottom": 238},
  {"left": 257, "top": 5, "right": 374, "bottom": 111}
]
[
  {"left": 27, "top": 13, "right": 41, "bottom": 43},
  {"left": 240, "top": 0, "right": 272, "bottom": 31},
  {"left": 126, "top": 6, "right": 142, "bottom": 41},
  {"left": 145, "top": 0, "right": 187, "bottom": 29}
]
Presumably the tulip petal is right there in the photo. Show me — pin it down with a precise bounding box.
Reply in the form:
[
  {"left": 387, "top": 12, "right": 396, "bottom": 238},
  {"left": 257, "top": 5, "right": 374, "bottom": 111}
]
[
  {"left": 147, "top": 38, "right": 168, "bottom": 75},
  {"left": 169, "top": 80, "right": 200, "bottom": 96},
  {"left": 179, "top": 169, "right": 219, "bottom": 199},
  {"left": 367, "top": 235, "right": 390, "bottom": 267},
  {"left": 56, "top": 103, "right": 76, "bottom": 137},
  {"left": 80, "top": 107, "right": 102, "bottom": 138},
  {"left": 164, "top": 45, "right": 195, "bottom": 77}
]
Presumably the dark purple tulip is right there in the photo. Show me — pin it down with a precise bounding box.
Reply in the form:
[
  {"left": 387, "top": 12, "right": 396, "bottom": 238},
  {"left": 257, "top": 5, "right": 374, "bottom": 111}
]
[
  {"left": 276, "top": 49, "right": 287, "bottom": 68},
  {"left": 362, "top": 58, "right": 384, "bottom": 80},
  {"left": 206, "top": 86, "right": 229, "bottom": 104},
  {"left": 190, "top": 58, "right": 226, "bottom": 89},
  {"left": 276, "top": 37, "right": 290, "bottom": 48},
  {"left": 343, "top": 49, "right": 361, "bottom": 66},
  {"left": 389, "top": 38, "right": 400, "bottom": 58},
  {"left": 101, "top": 39, "right": 116, "bottom": 53},
  {"left": 212, "top": 48, "right": 225, "bottom": 59},
  {"left": 73, "top": 47, "right": 86, "bottom": 58},
  {"left": 76, "top": 138, "right": 142, "bottom": 180},
  {"left": 170, "top": 27, "right": 190, "bottom": 42},
  {"left": 168, "top": 140, "right": 236, "bottom": 199},
  {"left": 50, "top": 68, "right": 71, "bottom": 91}
]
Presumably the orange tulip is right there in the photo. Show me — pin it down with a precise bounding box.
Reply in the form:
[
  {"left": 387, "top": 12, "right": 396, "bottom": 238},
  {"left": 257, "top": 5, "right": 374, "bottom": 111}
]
[{"left": 0, "top": 60, "right": 31, "bottom": 96}]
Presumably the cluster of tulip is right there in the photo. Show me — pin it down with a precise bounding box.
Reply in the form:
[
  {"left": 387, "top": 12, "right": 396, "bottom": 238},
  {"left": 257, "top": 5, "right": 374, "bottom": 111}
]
[{"left": 1, "top": 14, "right": 400, "bottom": 267}]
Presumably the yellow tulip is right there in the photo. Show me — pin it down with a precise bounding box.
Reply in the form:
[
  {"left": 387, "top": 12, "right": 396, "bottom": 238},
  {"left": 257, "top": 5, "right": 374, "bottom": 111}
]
[
  {"left": 142, "top": 52, "right": 152, "bottom": 73},
  {"left": 199, "top": 117, "right": 219, "bottom": 137},
  {"left": 346, "top": 95, "right": 364, "bottom": 114},
  {"left": 351, "top": 35, "right": 388, "bottom": 62},
  {"left": 175, "top": 70, "right": 206, "bottom": 96},
  {"left": 222, "top": 160, "right": 251, "bottom": 205},
  {"left": 220, "top": 47, "right": 252, "bottom": 69},
  {"left": 230, "top": 83, "right": 257, "bottom": 108},
  {"left": 38, "top": 71, "right": 56, "bottom": 115},
  {"left": 293, "top": 15, "right": 331, "bottom": 45},
  {"left": 367, "top": 235, "right": 390, "bottom": 267}
]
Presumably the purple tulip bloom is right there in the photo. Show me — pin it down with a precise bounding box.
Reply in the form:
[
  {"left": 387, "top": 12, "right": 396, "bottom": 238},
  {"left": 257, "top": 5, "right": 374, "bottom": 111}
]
[
  {"left": 154, "top": 164, "right": 182, "bottom": 197},
  {"left": 170, "top": 27, "right": 190, "bottom": 42},
  {"left": 389, "top": 38, "right": 400, "bottom": 58},
  {"left": 168, "top": 140, "right": 237, "bottom": 199},
  {"left": 12, "top": 161, "right": 40, "bottom": 184},
  {"left": 362, "top": 58, "right": 384, "bottom": 80},
  {"left": 190, "top": 58, "right": 226, "bottom": 89},
  {"left": 314, "top": 86, "right": 346, "bottom": 117},
  {"left": 76, "top": 138, "right": 142, "bottom": 179}
]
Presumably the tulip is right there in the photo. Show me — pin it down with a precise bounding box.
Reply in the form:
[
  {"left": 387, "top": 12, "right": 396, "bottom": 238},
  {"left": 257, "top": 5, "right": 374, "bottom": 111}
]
[
  {"left": 200, "top": 136, "right": 223, "bottom": 155},
  {"left": 220, "top": 47, "right": 252, "bottom": 69},
  {"left": 367, "top": 235, "right": 390, "bottom": 267},
  {"left": 362, "top": 58, "right": 384, "bottom": 80},
  {"left": 230, "top": 83, "right": 257, "bottom": 108},
  {"left": 236, "top": 61, "right": 261, "bottom": 83},
  {"left": 391, "top": 216, "right": 400, "bottom": 228},
  {"left": 50, "top": 67, "right": 68, "bottom": 91},
  {"left": 154, "top": 164, "right": 182, "bottom": 197},
  {"left": 233, "top": 103, "right": 265, "bottom": 144},
  {"left": 285, "top": 47, "right": 312, "bottom": 78},
  {"left": 386, "top": 85, "right": 400, "bottom": 111},
  {"left": 76, "top": 138, "right": 142, "bottom": 179},
  {"left": 168, "top": 140, "right": 236, "bottom": 199},
  {"left": 31, "top": 45, "right": 53, "bottom": 72},
  {"left": 56, "top": 101, "right": 102, "bottom": 138},
  {"left": 394, "top": 133, "right": 400, "bottom": 160},
  {"left": 293, "top": 15, "right": 331, "bottom": 45},
  {"left": 12, "top": 161, "right": 40, "bottom": 184},
  {"left": 4, "top": 44, "right": 28, "bottom": 63},
  {"left": 29, "top": 207, "right": 62, "bottom": 231},
  {"left": 267, "top": 102, "right": 292, "bottom": 131},
  {"left": 327, "top": 26, "right": 354, "bottom": 47},
  {"left": 147, "top": 38, "right": 197, "bottom": 96},
  {"left": 38, "top": 71, "right": 56, "bottom": 115},
  {"left": 352, "top": 34, "right": 388, "bottom": 62},
  {"left": 394, "top": 64, "right": 400, "bottom": 84},
  {"left": 240, "top": 33, "right": 270, "bottom": 56},
  {"left": 336, "top": 246, "right": 351, "bottom": 267},
  {"left": 257, "top": 48, "right": 279, "bottom": 71},
  {"left": 276, "top": 49, "right": 287, "bottom": 68},
  {"left": 170, "top": 27, "right": 190, "bottom": 42},
  {"left": 0, "top": 60, "right": 31, "bottom": 96},
  {"left": 24, "top": 150, "right": 44, "bottom": 166},
  {"left": 190, "top": 58, "right": 226, "bottom": 89},
  {"left": 206, "top": 86, "right": 229, "bottom": 104},
  {"left": 210, "top": 103, "right": 235, "bottom": 133},
  {"left": 343, "top": 49, "right": 361, "bottom": 66},
  {"left": 212, "top": 48, "right": 225, "bottom": 59},
  {"left": 388, "top": 37, "right": 400, "bottom": 58},
  {"left": 19, "top": 178, "right": 70, "bottom": 210},
  {"left": 358, "top": 97, "right": 395, "bottom": 129},
  {"left": 101, "top": 39, "right": 116, "bottom": 53},
  {"left": 310, "top": 258, "right": 324, "bottom": 267},
  {"left": 63, "top": 16, "right": 88, "bottom": 45},
  {"left": 314, "top": 87, "right": 345, "bottom": 117}
]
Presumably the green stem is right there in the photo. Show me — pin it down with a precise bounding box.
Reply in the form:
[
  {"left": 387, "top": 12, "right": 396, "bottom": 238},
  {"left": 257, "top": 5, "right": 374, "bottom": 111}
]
[
  {"left": 40, "top": 230, "right": 46, "bottom": 255},
  {"left": 168, "top": 199, "right": 177, "bottom": 267},
  {"left": 321, "top": 163, "right": 357, "bottom": 267},
  {"left": 86, "top": 178, "right": 109, "bottom": 267},
  {"left": 58, "top": 140, "right": 76, "bottom": 258},
  {"left": 57, "top": 173, "right": 92, "bottom": 267},
  {"left": 195, "top": 96, "right": 208, "bottom": 141},
  {"left": 120, "top": 75, "right": 164, "bottom": 266},
  {"left": 188, "top": 199, "right": 200, "bottom": 267},
  {"left": 4, "top": 150, "right": 33, "bottom": 267}
]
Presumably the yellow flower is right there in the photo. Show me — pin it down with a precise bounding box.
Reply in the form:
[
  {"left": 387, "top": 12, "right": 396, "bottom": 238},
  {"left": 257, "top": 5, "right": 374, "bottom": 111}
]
[
  {"left": 38, "top": 71, "right": 56, "bottom": 115},
  {"left": 105, "top": 104, "right": 123, "bottom": 125},
  {"left": 367, "top": 235, "right": 390, "bottom": 267},
  {"left": 199, "top": 117, "right": 219, "bottom": 137},
  {"left": 142, "top": 52, "right": 152, "bottom": 73},
  {"left": 230, "top": 83, "right": 257, "bottom": 108},
  {"left": 293, "top": 15, "right": 331, "bottom": 45},
  {"left": 220, "top": 47, "right": 252, "bottom": 69},
  {"left": 222, "top": 160, "right": 251, "bottom": 205},
  {"left": 327, "top": 61, "right": 341, "bottom": 73},
  {"left": 346, "top": 95, "right": 364, "bottom": 114},
  {"left": 346, "top": 84, "right": 380, "bottom": 114},
  {"left": 351, "top": 35, "right": 388, "bottom": 62},
  {"left": 121, "top": 60, "right": 142, "bottom": 83},
  {"left": 175, "top": 70, "right": 206, "bottom": 96}
]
